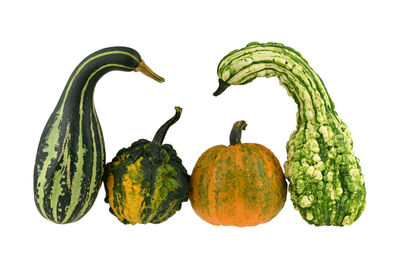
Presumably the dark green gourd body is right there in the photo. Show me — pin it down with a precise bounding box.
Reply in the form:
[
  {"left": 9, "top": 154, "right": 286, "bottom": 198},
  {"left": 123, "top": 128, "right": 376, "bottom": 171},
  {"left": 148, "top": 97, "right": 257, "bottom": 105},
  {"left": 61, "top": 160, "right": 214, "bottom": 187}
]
[{"left": 34, "top": 47, "right": 143, "bottom": 224}]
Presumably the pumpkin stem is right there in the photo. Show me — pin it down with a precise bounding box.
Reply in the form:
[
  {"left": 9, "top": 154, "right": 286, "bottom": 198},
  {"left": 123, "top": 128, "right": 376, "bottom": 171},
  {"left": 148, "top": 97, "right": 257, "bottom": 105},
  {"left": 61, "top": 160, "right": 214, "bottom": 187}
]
[
  {"left": 229, "top": 120, "right": 247, "bottom": 146},
  {"left": 134, "top": 60, "right": 165, "bottom": 83},
  {"left": 152, "top": 106, "right": 182, "bottom": 145}
]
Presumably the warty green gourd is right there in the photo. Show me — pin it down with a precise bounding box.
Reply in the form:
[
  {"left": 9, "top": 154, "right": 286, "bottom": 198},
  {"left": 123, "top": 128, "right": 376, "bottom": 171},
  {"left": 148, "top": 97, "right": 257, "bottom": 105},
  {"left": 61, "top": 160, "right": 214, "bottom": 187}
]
[{"left": 214, "top": 42, "right": 366, "bottom": 226}]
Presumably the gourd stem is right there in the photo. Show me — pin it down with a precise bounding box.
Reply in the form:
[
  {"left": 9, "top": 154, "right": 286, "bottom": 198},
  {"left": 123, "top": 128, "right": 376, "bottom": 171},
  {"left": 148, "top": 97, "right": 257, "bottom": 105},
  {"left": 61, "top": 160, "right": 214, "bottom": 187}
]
[
  {"left": 134, "top": 60, "right": 165, "bottom": 83},
  {"left": 152, "top": 106, "right": 182, "bottom": 145},
  {"left": 229, "top": 120, "right": 247, "bottom": 146},
  {"left": 213, "top": 79, "right": 231, "bottom": 96}
]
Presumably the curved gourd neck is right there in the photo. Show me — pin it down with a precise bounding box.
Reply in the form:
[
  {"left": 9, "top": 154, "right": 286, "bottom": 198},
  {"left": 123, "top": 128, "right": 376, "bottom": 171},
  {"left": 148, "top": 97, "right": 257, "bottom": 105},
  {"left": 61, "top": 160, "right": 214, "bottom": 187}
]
[
  {"left": 216, "top": 42, "right": 337, "bottom": 124},
  {"left": 61, "top": 48, "right": 142, "bottom": 108}
]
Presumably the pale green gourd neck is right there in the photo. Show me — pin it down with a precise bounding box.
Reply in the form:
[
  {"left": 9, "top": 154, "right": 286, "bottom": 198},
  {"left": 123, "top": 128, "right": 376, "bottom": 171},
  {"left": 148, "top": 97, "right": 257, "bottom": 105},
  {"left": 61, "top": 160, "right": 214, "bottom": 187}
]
[{"left": 215, "top": 42, "right": 339, "bottom": 126}]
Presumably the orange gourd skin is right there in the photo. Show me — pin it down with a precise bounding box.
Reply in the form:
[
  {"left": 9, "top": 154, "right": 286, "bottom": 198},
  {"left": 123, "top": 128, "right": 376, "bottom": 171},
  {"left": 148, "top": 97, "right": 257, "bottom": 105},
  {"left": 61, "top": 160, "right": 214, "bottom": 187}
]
[{"left": 190, "top": 143, "right": 287, "bottom": 227}]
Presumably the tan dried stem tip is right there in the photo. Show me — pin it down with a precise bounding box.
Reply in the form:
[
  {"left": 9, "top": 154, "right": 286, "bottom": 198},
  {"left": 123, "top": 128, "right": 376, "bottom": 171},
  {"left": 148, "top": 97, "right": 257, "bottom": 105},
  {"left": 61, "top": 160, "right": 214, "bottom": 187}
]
[{"left": 135, "top": 60, "right": 165, "bottom": 83}]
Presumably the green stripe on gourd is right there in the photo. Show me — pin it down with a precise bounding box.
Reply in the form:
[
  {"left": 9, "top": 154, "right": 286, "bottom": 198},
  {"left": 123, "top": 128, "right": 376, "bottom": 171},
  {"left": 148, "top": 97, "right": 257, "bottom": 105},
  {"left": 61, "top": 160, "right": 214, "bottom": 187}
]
[
  {"left": 34, "top": 47, "right": 164, "bottom": 224},
  {"left": 214, "top": 42, "right": 366, "bottom": 226}
]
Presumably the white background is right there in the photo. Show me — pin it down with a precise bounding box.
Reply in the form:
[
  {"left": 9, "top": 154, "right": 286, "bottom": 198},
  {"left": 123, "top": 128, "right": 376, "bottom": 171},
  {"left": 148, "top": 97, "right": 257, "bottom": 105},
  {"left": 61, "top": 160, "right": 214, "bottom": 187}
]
[{"left": 1, "top": 0, "right": 399, "bottom": 266}]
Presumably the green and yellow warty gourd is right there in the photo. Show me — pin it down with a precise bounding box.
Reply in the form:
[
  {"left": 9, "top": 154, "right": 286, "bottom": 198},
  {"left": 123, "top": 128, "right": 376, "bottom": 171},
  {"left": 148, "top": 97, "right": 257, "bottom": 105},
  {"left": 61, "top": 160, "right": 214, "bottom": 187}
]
[{"left": 104, "top": 107, "right": 189, "bottom": 225}]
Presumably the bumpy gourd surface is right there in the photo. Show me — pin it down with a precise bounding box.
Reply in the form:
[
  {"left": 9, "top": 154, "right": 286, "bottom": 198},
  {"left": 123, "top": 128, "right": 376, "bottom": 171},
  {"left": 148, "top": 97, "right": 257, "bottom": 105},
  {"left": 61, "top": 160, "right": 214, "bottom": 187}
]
[
  {"left": 217, "top": 42, "right": 366, "bottom": 226},
  {"left": 104, "top": 139, "right": 189, "bottom": 224}
]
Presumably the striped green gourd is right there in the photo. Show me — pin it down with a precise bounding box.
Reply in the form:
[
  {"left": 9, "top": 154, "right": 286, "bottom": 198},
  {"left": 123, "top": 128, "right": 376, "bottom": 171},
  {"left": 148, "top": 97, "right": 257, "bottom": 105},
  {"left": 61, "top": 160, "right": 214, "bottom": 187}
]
[
  {"left": 214, "top": 42, "right": 366, "bottom": 226},
  {"left": 104, "top": 106, "right": 189, "bottom": 225},
  {"left": 34, "top": 46, "right": 164, "bottom": 224}
]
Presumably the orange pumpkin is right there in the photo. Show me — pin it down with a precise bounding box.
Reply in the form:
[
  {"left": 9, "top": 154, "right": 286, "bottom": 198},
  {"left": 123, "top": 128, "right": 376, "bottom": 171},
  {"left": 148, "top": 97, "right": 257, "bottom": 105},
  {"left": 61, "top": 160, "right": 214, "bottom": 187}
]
[{"left": 189, "top": 121, "right": 287, "bottom": 227}]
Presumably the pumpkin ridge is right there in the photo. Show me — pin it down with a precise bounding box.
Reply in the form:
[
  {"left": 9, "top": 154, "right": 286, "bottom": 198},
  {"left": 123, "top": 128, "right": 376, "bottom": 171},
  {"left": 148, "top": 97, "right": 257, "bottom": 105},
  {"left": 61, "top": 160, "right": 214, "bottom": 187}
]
[{"left": 208, "top": 147, "right": 226, "bottom": 225}]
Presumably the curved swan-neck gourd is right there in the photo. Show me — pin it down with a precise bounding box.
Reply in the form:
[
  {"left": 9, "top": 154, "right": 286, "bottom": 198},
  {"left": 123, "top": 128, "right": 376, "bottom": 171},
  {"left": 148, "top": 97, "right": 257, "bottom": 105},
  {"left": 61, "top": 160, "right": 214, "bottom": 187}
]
[
  {"left": 214, "top": 42, "right": 366, "bottom": 226},
  {"left": 34, "top": 47, "right": 164, "bottom": 224}
]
